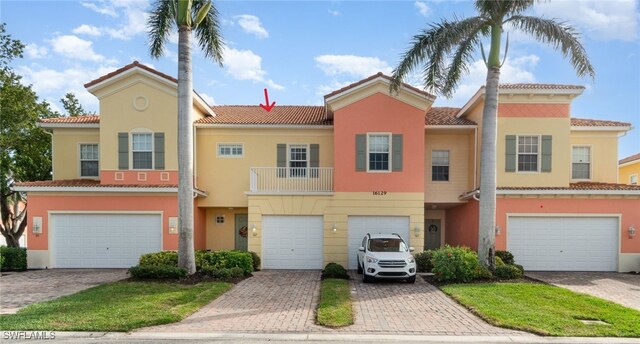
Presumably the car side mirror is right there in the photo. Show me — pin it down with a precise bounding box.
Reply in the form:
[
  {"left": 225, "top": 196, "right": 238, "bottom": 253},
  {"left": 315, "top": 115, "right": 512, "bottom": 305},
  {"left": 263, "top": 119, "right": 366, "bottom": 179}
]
[
  {"left": 358, "top": 246, "right": 365, "bottom": 252},
  {"left": 409, "top": 247, "right": 415, "bottom": 252}
]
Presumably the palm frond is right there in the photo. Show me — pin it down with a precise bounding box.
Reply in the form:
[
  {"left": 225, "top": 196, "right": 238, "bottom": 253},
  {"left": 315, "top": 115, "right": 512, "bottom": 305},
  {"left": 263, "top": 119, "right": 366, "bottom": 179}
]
[
  {"left": 148, "top": 0, "right": 176, "bottom": 58},
  {"left": 193, "top": 0, "right": 224, "bottom": 65},
  {"left": 441, "top": 34, "right": 482, "bottom": 98},
  {"left": 508, "top": 15, "right": 595, "bottom": 78}
]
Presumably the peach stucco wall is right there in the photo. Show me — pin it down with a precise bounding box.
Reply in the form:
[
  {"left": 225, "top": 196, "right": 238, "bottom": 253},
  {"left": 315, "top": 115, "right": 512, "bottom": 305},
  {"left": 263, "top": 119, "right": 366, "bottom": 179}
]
[
  {"left": 444, "top": 200, "right": 479, "bottom": 250},
  {"left": 26, "top": 194, "right": 206, "bottom": 251},
  {"left": 333, "top": 92, "right": 425, "bottom": 192},
  {"left": 100, "top": 170, "right": 178, "bottom": 185},
  {"left": 498, "top": 103, "right": 569, "bottom": 118}
]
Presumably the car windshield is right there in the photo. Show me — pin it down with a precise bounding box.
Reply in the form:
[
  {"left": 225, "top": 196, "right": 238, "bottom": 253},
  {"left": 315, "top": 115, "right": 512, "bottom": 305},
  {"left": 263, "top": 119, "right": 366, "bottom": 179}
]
[{"left": 367, "top": 238, "right": 407, "bottom": 252}]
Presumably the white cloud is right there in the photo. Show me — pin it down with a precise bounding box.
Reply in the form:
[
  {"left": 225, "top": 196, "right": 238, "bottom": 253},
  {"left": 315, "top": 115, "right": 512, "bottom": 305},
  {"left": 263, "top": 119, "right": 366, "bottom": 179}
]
[
  {"left": 199, "top": 93, "right": 216, "bottom": 105},
  {"left": 533, "top": 0, "right": 638, "bottom": 41},
  {"left": 49, "top": 35, "right": 105, "bottom": 62},
  {"left": 24, "top": 43, "right": 48, "bottom": 59},
  {"left": 72, "top": 24, "right": 103, "bottom": 37},
  {"left": 234, "top": 15, "right": 269, "bottom": 39},
  {"left": 315, "top": 55, "right": 393, "bottom": 78},
  {"left": 222, "top": 47, "right": 284, "bottom": 90},
  {"left": 80, "top": 0, "right": 150, "bottom": 40},
  {"left": 81, "top": 1, "right": 117, "bottom": 16},
  {"left": 316, "top": 80, "right": 353, "bottom": 97},
  {"left": 414, "top": 1, "right": 431, "bottom": 17},
  {"left": 328, "top": 10, "right": 341, "bottom": 17}
]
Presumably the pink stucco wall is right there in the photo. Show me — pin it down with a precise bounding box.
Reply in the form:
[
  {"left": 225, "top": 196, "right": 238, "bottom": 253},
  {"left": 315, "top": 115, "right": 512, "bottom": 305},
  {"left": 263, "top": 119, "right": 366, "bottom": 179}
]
[
  {"left": 26, "top": 194, "right": 206, "bottom": 251},
  {"left": 445, "top": 201, "right": 479, "bottom": 250},
  {"left": 498, "top": 103, "right": 569, "bottom": 118},
  {"left": 100, "top": 170, "right": 178, "bottom": 185},
  {"left": 333, "top": 92, "right": 425, "bottom": 192}
]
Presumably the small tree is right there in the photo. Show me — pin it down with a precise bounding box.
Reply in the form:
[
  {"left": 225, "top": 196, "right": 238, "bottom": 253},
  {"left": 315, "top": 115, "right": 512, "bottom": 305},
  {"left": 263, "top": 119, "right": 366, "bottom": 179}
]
[{"left": 60, "top": 92, "right": 93, "bottom": 117}]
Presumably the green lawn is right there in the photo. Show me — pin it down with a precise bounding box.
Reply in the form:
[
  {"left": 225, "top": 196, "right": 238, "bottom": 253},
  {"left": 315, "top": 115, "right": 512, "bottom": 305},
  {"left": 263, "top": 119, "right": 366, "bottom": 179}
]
[
  {"left": 0, "top": 281, "right": 232, "bottom": 331},
  {"left": 441, "top": 282, "right": 640, "bottom": 337},
  {"left": 316, "top": 278, "right": 353, "bottom": 327}
]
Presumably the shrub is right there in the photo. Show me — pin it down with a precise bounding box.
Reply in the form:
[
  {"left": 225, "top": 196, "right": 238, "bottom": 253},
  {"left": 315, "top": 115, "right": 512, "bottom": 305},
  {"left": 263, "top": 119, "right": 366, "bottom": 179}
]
[
  {"left": 128, "top": 265, "right": 187, "bottom": 279},
  {"left": 321, "top": 262, "right": 349, "bottom": 279},
  {"left": 495, "top": 250, "right": 515, "bottom": 265},
  {"left": 494, "top": 264, "right": 523, "bottom": 280},
  {"left": 201, "top": 251, "right": 253, "bottom": 275},
  {"left": 0, "top": 254, "right": 4, "bottom": 268},
  {"left": 0, "top": 246, "right": 27, "bottom": 271},
  {"left": 249, "top": 251, "right": 261, "bottom": 271},
  {"left": 202, "top": 266, "right": 244, "bottom": 280},
  {"left": 431, "top": 246, "right": 479, "bottom": 283},
  {"left": 474, "top": 265, "right": 493, "bottom": 280},
  {"left": 139, "top": 251, "right": 178, "bottom": 267},
  {"left": 414, "top": 250, "right": 434, "bottom": 272},
  {"left": 513, "top": 264, "right": 525, "bottom": 274},
  {"left": 494, "top": 256, "right": 505, "bottom": 267}
]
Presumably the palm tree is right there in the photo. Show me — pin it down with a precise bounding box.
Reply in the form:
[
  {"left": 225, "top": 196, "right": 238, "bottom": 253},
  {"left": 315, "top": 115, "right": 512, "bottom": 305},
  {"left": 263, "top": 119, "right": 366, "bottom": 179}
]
[
  {"left": 148, "top": 0, "right": 224, "bottom": 274},
  {"left": 390, "top": 0, "right": 594, "bottom": 269}
]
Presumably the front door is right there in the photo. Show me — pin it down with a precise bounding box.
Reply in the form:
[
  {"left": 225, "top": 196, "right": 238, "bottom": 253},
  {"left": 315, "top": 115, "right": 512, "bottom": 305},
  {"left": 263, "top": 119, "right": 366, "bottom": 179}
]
[
  {"left": 424, "top": 219, "right": 441, "bottom": 250},
  {"left": 235, "top": 214, "right": 248, "bottom": 251}
]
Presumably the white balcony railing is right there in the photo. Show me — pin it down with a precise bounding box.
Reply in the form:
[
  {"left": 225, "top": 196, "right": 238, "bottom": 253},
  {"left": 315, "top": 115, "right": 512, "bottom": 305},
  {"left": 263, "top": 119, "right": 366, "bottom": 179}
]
[{"left": 249, "top": 167, "right": 334, "bottom": 194}]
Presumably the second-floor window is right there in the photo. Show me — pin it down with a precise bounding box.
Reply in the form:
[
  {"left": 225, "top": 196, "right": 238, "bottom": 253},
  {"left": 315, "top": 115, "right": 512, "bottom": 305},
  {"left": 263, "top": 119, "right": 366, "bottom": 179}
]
[
  {"left": 80, "top": 143, "right": 99, "bottom": 177},
  {"left": 517, "top": 135, "right": 539, "bottom": 172},
  {"left": 289, "top": 144, "right": 308, "bottom": 177},
  {"left": 368, "top": 134, "right": 390, "bottom": 171},
  {"left": 132, "top": 133, "right": 153, "bottom": 169},
  {"left": 218, "top": 143, "right": 243, "bottom": 157},
  {"left": 572, "top": 146, "right": 591, "bottom": 179},
  {"left": 631, "top": 174, "right": 638, "bottom": 185},
  {"left": 432, "top": 150, "right": 449, "bottom": 181}
]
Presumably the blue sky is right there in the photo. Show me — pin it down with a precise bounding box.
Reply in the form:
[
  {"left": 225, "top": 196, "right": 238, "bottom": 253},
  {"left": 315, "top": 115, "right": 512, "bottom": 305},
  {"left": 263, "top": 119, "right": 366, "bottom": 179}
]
[{"left": 2, "top": 0, "right": 639, "bottom": 158}]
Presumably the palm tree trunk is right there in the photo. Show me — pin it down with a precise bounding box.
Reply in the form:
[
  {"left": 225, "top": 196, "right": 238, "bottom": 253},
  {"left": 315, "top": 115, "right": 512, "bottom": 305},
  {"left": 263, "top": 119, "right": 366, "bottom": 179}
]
[{"left": 177, "top": 25, "right": 196, "bottom": 275}]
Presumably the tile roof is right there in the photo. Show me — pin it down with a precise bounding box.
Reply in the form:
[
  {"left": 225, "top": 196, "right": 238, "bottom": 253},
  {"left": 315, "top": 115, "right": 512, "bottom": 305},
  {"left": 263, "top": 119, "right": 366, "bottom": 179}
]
[
  {"left": 571, "top": 117, "right": 631, "bottom": 127},
  {"left": 84, "top": 61, "right": 177, "bottom": 88},
  {"left": 619, "top": 153, "right": 640, "bottom": 165},
  {"left": 497, "top": 182, "right": 640, "bottom": 191},
  {"left": 40, "top": 115, "right": 100, "bottom": 124},
  {"left": 323, "top": 72, "right": 436, "bottom": 100},
  {"left": 426, "top": 107, "right": 475, "bottom": 126},
  {"left": 197, "top": 106, "right": 332, "bottom": 125},
  {"left": 14, "top": 179, "right": 176, "bottom": 188},
  {"left": 498, "top": 83, "right": 585, "bottom": 90}
]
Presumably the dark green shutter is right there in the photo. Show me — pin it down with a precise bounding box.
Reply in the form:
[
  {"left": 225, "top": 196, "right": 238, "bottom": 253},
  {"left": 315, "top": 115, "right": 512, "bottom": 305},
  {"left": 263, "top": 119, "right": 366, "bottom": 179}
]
[
  {"left": 310, "top": 144, "right": 319, "bottom": 178},
  {"left": 541, "top": 135, "right": 552, "bottom": 172},
  {"left": 392, "top": 134, "right": 403, "bottom": 171},
  {"left": 505, "top": 135, "right": 516, "bottom": 172},
  {"left": 118, "top": 133, "right": 128, "bottom": 169},
  {"left": 154, "top": 132, "right": 165, "bottom": 170},
  {"left": 355, "top": 134, "right": 366, "bottom": 171},
  {"left": 277, "top": 143, "right": 286, "bottom": 178}
]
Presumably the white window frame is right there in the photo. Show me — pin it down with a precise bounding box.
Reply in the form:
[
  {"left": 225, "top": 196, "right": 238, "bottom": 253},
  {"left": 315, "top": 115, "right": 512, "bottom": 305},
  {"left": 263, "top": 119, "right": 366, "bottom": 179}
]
[
  {"left": 631, "top": 174, "right": 638, "bottom": 185},
  {"left": 366, "top": 132, "right": 392, "bottom": 173},
  {"left": 571, "top": 145, "right": 592, "bottom": 181},
  {"left": 217, "top": 143, "right": 244, "bottom": 158},
  {"left": 516, "top": 134, "right": 541, "bottom": 173},
  {"left": 431, "top": 149, "right": 450, "bottom": 182},
  {"left": 287, "top": 143, "right": 309, "bottom": 178},
  {"left": 78, "top": 143, "right": 99, "bottom": 178},
  {"left": 130, "top": 130, "right": 154, "bottom": 170}
]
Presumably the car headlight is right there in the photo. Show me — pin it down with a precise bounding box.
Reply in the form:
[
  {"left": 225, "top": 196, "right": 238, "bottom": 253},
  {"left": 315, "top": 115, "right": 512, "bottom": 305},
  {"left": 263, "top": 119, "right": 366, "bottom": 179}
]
[
  {"left": 366, "top": 256, "right": 378, "bottom": 263},
  {"left": 407, "top": 257, "right": 415, "bottom": 264}
]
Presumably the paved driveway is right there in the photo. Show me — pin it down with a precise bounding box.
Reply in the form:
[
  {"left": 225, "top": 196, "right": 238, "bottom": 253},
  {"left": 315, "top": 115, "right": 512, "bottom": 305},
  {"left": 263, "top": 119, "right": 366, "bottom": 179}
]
[
  {"left": 0, "top": 269, "right": 128, "bottom": 314},
  {"left": 527, "top": 272, "right": 640, "bottom": 311},
  {"left": 142, "top": 270, "right": 523, "bottom": 336}
]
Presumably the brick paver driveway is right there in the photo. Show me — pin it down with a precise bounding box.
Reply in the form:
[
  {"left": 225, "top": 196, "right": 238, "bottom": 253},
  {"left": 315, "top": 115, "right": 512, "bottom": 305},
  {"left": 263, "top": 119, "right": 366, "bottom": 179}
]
[
  {"left": 527, "top": 271, "right": 640, "bottom": 311},
  {"left": 0, "top": 269, "right": 128, "bottom": 314},
  {"left": 142, "top": 270, "right": 523, "bottom": 336}
]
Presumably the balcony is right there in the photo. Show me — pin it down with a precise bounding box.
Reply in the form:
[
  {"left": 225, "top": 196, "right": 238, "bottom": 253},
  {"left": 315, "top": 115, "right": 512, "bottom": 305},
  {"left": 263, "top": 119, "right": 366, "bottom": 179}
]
[{"left": 249, "top": 167, "right": 334, "bottom": 194}]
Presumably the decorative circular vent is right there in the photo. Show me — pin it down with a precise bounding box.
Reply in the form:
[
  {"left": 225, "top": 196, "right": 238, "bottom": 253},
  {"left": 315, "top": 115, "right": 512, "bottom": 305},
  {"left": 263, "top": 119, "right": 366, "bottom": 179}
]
[{"left": 133, "top": 95, "right": 149, "bottom": 111}]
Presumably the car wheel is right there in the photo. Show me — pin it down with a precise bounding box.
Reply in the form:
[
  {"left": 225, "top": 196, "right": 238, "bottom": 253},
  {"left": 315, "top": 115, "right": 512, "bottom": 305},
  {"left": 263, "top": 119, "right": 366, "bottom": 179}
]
[
  {"left": 406, "top": 275, "right": 416, "bottom": 284},
  {"left": 357, "top": 259, "right": 363, "bottom": 274}
]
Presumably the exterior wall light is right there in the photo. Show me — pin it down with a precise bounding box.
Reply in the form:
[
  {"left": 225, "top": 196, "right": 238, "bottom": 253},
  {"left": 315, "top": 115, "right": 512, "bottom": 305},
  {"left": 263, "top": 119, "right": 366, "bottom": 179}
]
[
  {"left": 495, "top": 226, "right": 501, "bottom": 235},
  {"left": 332, "top": 224, "right": 337, "bottom": 233},
  {"left": 168, "top": 217, "right": 178, "bottom": 234},
  {"left": 252, "top": 224, "right": 257, "bottom": 236},
  {"left": 32, "top": 216, "right": 42, "bottom": 234},
  {"left": 629, "top": 225, "right": 636, "bottom": 238},
  {"left": 414, "top": 225, "right": 420, "bottom": 237}
]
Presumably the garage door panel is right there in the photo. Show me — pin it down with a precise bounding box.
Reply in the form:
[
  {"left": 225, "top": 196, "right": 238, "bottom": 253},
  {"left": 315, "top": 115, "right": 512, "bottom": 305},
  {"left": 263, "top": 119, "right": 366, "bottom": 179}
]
[
  {"left": 347, "top": 216, "right": 410, "bottom": 270},
  {"left": 262, "top": 216, "right": 323, "bottom": 269},
  {"left": 507, "top": 216, "right": 617, "bottom": 271}
]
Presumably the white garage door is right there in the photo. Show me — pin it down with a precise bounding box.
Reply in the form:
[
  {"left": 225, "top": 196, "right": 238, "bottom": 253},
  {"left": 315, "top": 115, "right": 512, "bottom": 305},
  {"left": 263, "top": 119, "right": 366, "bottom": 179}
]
[
  {"left": 262, "top": 216, "right": 323, "bottom": 269},
  {"left": 348, "top": 216, "right": 410, "bottom": 269},
  {"left": 507, "top": 216, "right": 618, "bottom": 271},
  {"left": 51, "top": 213, "right": 162, "bottom": 268}
]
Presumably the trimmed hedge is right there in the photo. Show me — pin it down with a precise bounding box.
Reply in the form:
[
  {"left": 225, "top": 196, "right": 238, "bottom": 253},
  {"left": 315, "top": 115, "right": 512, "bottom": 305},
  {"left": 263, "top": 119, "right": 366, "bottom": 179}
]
[
  {"left": 202, "top": 266, "right": 244, "bottom": 279},
  {"left": 0, "top": 246, "right": 27, "bottom": 271},
  {"left": 138, "top": 250, "right": 254, "bottom": 276},
  {"left": 414, "top": 250, "right": 434, "bottom": 272},
  {"left": 474, "top": 265, "right": 493, "bottom": 280},
  {"left": 431, "top": 245, "right": 479, "bottom": 283},
  {"left": 321, "top": 262, "right": 349, "bottom": 280},
  {"left": 139, "top": 251, "right": 178, "bottom": 267},
  {"left": 495, "top": 250, "right": 515, "bottom": 265},
  {"left": 128, "top": 265, "right": 187, "bottom": 279},
  {"left": 494, "top": 264, "right": 524, "bottom": 280},
  {"left": 249, "top": 251, "right": 261, "bottom": 271},
  {"left": 494, "top": 256, "right": 505, "bottom": 267}
]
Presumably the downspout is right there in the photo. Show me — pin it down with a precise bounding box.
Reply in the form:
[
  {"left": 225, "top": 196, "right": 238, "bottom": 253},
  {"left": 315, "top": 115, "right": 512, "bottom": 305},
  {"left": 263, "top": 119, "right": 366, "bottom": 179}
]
[
  {"left": 473, "top": 126, "right": 478, "bottom": 190},
  {"left": 42, "top": 128, "right": 54, "bottom": 179},
  {"left": 616, "top": 127, "right": 633, "bottom": 184}
]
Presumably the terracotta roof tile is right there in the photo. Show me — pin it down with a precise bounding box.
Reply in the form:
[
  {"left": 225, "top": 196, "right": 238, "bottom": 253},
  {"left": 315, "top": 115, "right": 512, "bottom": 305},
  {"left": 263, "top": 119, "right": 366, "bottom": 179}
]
[
  {"left": 196, "top": 106, "right": 332, "bottom": 125},
  {"left": 571, "top": 117, "right": 631, "bottom": 127},
  {"left": 497, "top": 182, "right": 640, "bottom": 191},
  {"left": 84, "top": 61, "right": 177, "bottom": 88},
  {"left": 14, "top": 179, "right": 176, "bottom": 188},
  {"left": 323, "top": 72, "right": 436, "bottom": 100},
  {"left": 40, "top": 115, "right": 100, "bottom": 124},
  {"left": 426, "top": 107, "right": 475, "bottom": 126},
  {"left": 619, "top": 153, "right": 640, "bottom": 165},
  {"left": 498, "top": 83, "right": 585, "bottom": 90}
]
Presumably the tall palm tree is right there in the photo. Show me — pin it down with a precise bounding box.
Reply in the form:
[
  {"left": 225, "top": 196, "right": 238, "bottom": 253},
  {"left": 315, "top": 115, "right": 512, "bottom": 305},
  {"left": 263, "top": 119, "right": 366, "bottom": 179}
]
[
  {"left": 148, "top": 0, "right": 224, "bottom": 274},
  {"left": 390, "top": 0, "right": 594, "bottom": 269}
]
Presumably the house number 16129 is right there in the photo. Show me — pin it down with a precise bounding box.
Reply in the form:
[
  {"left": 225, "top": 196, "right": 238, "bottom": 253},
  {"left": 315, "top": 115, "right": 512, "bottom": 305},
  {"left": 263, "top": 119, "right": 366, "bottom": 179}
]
[{"left": 372, "top": 191, "right": 387, "bottom": 195}]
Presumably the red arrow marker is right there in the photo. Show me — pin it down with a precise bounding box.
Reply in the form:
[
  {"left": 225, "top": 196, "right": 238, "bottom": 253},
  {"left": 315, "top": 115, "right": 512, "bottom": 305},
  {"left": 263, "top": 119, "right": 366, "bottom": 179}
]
[{"left": 259, "top": 88, "right": 276, "bottom": 112}]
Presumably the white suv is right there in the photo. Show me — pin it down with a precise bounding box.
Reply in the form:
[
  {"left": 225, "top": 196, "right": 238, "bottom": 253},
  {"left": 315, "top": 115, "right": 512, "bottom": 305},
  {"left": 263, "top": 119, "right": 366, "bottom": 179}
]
[{"left": 357, "top": 233, "right": 416, "bottom": 283}]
